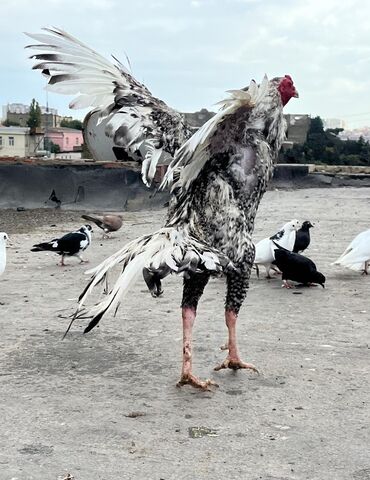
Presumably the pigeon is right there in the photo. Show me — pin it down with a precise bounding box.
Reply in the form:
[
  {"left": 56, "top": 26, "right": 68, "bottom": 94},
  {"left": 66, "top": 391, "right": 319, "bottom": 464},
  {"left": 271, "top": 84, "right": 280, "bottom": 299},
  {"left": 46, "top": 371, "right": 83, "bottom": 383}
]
[
  {"left": 81, "top": 214, "right": 122, "bottom": 239},
  {"left": 273, "top": 242, "right": 326, "bottom": 288},
  {"left": 47, "top": 189, "right": 62, "bottom": 208},
  {"left": 254, "top": 219, "right": 300, "bottom": 278},
  {"left": 293, "top": 220, "right": 313, "bottom": 253},
  {"left": 31, "top": 225, "right": 93, "bottom": 266},
  {"left": 332, "top": 229, "right": 370, "bottom": 274},
  {"left": 0, "top": 233, "right": 9, "bottom": 277}
]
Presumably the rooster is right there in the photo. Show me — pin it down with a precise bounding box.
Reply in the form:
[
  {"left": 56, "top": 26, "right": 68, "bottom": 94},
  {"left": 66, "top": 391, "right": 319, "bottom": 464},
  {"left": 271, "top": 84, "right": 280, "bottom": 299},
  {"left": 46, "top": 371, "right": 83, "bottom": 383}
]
[{"left": 27, "top": 28, "right": 298, "bottom": 389}]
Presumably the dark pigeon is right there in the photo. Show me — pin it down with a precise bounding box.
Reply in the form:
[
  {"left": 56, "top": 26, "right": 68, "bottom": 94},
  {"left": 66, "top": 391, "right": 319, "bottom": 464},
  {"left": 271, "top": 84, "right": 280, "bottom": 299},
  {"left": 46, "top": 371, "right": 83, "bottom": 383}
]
[
  {"left": 293, "top": 220, "right": 313, "bottom": 253},
  {"left": 272, "top": 241, "right": 325, "bottom": 289}
]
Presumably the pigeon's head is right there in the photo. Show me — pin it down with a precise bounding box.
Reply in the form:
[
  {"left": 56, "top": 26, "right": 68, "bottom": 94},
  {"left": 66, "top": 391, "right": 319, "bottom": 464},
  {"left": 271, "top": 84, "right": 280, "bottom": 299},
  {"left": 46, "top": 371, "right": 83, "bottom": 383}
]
[
  {"left": 0, "top": 232, "right": 8, "bottom": 243},
  {"left": 277, "top": 75, "right": 299, "bottom": 106},
  {"left": 302, "top": 221, "right": 313, "bottom": 230},
  {"left": 80, "top": 225, "right": 93, "bottom": 234},
  {"left": 286, "top": 219, "right": 301, "bottom": 231},
  {"left": 312, "top": 271, "right": 326, "bottom": 288}
]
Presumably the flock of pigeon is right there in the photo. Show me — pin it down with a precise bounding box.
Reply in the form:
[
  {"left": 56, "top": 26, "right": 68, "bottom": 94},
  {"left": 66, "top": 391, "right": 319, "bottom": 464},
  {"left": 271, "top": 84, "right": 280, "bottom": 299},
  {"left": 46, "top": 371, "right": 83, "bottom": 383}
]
[{"left": 0, "top": 216, "right": 369, "bottom": 287}]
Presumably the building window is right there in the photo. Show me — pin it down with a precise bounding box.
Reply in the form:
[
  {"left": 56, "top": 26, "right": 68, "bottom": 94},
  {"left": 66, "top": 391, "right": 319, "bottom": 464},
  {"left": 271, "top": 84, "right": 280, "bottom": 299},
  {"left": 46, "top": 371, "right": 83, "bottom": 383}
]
[
  {"left": 75, "top": 137, "right": 79, "bottom": 145},
  {"left": 66, "top": 137, "right": 69, "bottom": 145},
  {"left": 0, "top": 137, "right": 2, "bottom": 146},
  {"left": 9, "top": 136, "right": 14, "bottom": 146}
]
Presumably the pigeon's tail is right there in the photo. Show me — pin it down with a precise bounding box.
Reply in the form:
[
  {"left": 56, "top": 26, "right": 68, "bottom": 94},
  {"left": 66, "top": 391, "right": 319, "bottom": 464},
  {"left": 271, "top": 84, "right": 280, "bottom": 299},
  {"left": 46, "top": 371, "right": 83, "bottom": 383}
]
[
  {"left": 66, "top": 226, "right": 233, "bottom": 336},
  {"left": 31, "top": 241, "right": 58, "bottom": 252},
  {"left": 81, "top": 215, "right": 103, "bottom": 228},
  {"left": 332, "top": 253, "right": 366, "bottom": 271}
]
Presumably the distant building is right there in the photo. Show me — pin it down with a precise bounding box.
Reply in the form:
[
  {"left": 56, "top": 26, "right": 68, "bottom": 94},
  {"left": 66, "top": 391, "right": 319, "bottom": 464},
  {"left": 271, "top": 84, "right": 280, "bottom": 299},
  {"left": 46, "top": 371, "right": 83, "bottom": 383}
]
[
  {"left": 0, "top": 126, "right": 44, "bottom": 157},
  {"left": 182, "top": 108, "right": 216, "bottom": 131},
  {"left": 3, "top": 103, "right": 72, "bottom": 129},
  {"left": 339, "top": 127, "right": 370, "bottom": 142},
  {"left": 45, "top": 127, "right": 83, "bottom": 152},
  {"left": 283, "top": 114, "right": 310, "bottom": 147},
  {"left": 323, "top": 118, "right": 347, "bottom": 130}
]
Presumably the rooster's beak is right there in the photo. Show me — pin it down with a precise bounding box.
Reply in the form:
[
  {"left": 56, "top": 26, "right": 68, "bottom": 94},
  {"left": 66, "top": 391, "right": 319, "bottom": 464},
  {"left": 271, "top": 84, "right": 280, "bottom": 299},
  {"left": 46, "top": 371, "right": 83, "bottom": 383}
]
[{"left": 293, "top": 89, "right": 299, "bottom": 98}]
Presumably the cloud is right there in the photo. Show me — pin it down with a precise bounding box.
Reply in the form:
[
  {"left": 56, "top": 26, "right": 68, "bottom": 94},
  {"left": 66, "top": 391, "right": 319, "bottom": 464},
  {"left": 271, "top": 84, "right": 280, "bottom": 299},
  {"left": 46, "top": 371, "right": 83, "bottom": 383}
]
[{"left": 0, "top": 0, "right": 369, "bottom": 126}]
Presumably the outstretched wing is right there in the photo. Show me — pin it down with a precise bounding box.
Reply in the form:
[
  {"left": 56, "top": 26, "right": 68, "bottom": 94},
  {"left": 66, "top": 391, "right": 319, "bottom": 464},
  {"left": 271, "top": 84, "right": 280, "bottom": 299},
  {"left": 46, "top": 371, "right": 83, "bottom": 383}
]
[{"left": 25, "top": 27, "right": 192, "bottom": 185}]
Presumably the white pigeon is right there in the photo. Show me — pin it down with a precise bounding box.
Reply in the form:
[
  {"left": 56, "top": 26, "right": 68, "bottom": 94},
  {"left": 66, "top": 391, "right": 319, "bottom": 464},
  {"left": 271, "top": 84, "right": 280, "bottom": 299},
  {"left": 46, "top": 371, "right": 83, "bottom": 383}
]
[
  {"left": 254, "top": 219, "right": 301, "bottom": 278},
  {"left": 0, "top": 232, "right": 9, "bottom": 277},
  {"left": 332, "top": 229, "right": 370, "bottom": 274}
]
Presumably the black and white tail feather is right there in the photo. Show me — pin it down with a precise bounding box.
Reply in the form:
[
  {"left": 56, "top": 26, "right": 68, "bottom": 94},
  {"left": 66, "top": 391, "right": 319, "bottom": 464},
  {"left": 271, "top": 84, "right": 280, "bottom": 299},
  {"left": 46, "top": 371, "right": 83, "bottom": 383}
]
[{"left": 65, "top": 227, "right": 233, "bottom": 336}]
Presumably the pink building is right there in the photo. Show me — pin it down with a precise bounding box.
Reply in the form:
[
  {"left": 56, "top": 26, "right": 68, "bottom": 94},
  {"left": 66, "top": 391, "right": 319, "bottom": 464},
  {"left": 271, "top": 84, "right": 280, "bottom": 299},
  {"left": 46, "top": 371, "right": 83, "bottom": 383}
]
[{"left": 45, "top": 127, "right": 83, "bottom": 152}]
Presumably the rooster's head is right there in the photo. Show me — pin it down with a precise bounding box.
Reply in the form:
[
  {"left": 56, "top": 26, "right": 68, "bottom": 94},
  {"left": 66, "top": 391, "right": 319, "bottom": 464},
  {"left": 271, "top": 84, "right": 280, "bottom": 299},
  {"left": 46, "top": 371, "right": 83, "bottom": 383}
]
[{"left": 277, "top": 75, "right": 299, "bottom": 106}]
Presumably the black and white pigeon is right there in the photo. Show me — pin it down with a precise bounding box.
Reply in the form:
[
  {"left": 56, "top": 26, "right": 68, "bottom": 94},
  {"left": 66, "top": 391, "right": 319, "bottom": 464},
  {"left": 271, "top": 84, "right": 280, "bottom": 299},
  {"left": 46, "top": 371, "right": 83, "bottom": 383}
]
[
  {"left": 81, "top": 214, "right": 122, "bottom": 239},
  {"left": 293, "top": 220, "right": 313, "bottom": 253},
  {"left": 31, "top": 225, "right": 93, "bottom": 266},
  {"left": 272, "top": 242, "right": 325, "bottom": 289}
]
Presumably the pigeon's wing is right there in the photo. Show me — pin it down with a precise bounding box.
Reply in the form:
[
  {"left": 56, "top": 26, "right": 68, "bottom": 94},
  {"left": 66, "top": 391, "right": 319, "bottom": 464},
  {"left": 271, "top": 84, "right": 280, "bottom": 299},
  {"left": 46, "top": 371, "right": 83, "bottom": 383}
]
[
  {"left": 57, "top": 232, "right": 88, "bottom": 254},
  {"left": 102, "top": 215, "right": 123, "bottom": 231},
  {"left": 254, "top": 237, "right": 275, "bottom": 264},
  {"left": 25, "top": 27, "right": 192, "bottom": 186},
  {"left": 274, "top": 250, "right": 316, "bottom": 281},
  {"left": 333, "top": 229, "right": 370, "bottom": 265}
]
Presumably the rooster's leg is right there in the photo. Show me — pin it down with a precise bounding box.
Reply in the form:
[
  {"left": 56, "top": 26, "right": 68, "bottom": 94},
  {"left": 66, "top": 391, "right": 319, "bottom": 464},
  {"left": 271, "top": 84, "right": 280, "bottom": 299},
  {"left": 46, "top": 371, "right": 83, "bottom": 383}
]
[
  {"left": 177, "top": 274, "right": 217, "bottom": 390},
  {"left": 215, "top": 262, "right": 258, "bottom": 374},
  {"left": 214, "top": 309, "right": 258, "bottom": 373}
]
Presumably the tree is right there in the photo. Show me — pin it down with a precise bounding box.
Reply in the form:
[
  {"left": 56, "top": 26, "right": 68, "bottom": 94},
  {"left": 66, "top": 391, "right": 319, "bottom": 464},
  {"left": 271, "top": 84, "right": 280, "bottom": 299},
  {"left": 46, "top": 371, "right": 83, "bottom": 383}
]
[
  {"left": 27, "top": 98, "right": 42, "bottom": 128},
  {"left": 60, "top": 118, "right": 83, "bottom": 130},
  {"left": 309, "top": 116, "right": 324, "bottom": 134},
  {"left": 44, "top": 138, "right": 61, "bottom": 154},
  {"left": 282, "top": 116, "right": 370, "bottom": 166}
]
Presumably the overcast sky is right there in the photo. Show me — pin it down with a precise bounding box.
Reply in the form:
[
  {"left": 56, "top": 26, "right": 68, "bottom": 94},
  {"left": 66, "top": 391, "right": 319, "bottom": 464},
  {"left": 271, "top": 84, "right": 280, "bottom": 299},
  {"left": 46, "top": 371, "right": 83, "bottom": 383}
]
[{"left": 1, "top": 0, "right": 369, "bottom": 128}]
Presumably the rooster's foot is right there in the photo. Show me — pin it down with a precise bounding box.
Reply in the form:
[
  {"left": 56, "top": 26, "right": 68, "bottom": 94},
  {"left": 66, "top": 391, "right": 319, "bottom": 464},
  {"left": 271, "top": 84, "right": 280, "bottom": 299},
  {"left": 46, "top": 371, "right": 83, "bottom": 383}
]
[
  {"left": 214, "top": 357, "right": 259, "bottom": 374},
  {"left": 177, "top": 373, "right": 218, "bottom": 391}
]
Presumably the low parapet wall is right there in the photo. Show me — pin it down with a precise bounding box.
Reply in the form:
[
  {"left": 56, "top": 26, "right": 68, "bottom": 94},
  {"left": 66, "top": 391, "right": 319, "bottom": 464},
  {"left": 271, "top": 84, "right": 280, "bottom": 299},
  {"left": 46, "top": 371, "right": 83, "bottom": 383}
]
[
  {"left": 1, "top": 160, "right": 370, "bottom": 211},
  {"left": 273, "top": 164, "right": 370, "bottom": 188},
  {"left": 0, "top": 161, "right": 168, "bottom": 211}
]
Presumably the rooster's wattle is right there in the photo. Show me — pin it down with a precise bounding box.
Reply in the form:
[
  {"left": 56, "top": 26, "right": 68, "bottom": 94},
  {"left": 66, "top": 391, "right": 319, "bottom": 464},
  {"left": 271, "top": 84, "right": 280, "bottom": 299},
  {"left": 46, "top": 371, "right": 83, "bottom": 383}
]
[{"left": 27, "top": 28, "right": 298, "bottom": 389}]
